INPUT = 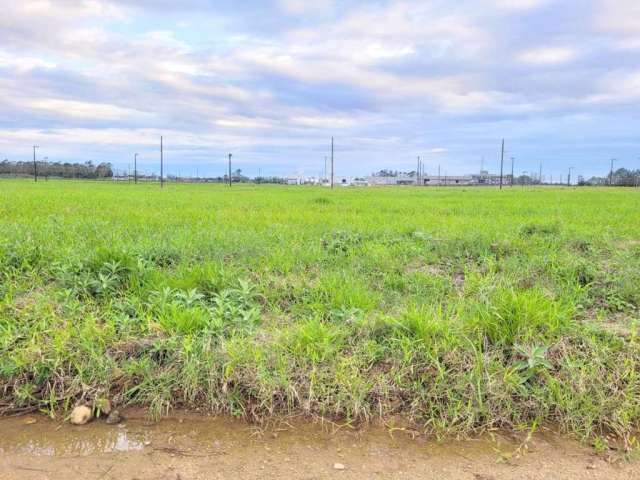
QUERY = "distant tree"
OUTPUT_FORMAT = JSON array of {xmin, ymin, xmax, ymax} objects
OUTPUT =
[
  {"xmin": 373, "ymin": 169, "xmax": 396, "ymax": 177},
  {"xmin": 0, "ymin": 160, "xmax": 114, "ymax": 179},
  {"xmin": 612, "ymin": 168, "xmax": 638, "ymax": 186},
  {"xmin": 580, "ymin": 167, "xmax": 640, "ymax": 186},
  {"xmin": 95, "ymin": 162, "xmax": 113, "ymax": 178},
  {"xmin": 516, "ymin": 174, "xmax": 533, "ymax": 185}
]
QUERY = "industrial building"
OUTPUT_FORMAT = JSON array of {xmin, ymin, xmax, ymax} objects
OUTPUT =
[{"xmin": 366, "ymin": 170, "xmax": 506, "ymax": 186}]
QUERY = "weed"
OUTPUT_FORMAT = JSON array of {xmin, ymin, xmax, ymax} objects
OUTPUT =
[{"xmin": 321, "ymin": 230, "xmax": 363, "ymax": 254}]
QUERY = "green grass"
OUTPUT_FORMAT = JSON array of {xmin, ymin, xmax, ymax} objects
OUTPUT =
[{"xmin": 1, "ymin": 180, "xmax": 639, "ymax": 442}]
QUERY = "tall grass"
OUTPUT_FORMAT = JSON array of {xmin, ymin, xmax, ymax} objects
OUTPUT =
[{"xmin": 1, "ymin": 180, "xmax": 639, "ymax": 442}]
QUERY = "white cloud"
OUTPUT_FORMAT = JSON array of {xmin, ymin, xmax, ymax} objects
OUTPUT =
[
  {"xmin": 595, "ymin": 0, "xmax": 640, "ymax": 35},
  {"xmin": 0, "ymin": 51, "xmax": 56, "ymax": 71},
  {"xmin": 277, "ymin": 0, "xmax": 334, "ymax": 15},
  {"xmin": 484, "ymin": 0, "xmax": 552, "ymax": 9},
  {"xmin": 518, "ymin": 46, "xmax": 578, "ymax": 65},
  {"xmin": 25, "ymin": 98, "xmax": 149, "ymax": 120}
]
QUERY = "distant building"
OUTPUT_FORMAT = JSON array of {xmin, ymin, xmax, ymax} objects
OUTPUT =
[
  {"xmin": 367, "ymin": 173, "xmax": 416, "ymax": 186},
  {"xmin": 421, "ymin": 175, "xmax": 473, "ymax": 186},
  {"xmin": 367, "ymin": 170, "xmax": 505, "ymax": 186},
  {"xmin": 470, "ymin": 170, "xmax": 503, "ymax": 185},
  {"xmin": 352, "ymin": 178, "xmax": 369, "ymax": 187},
  {"xmin": 285, "ymin": 170, "xmax": 506, "ymax": 187},
  {"xmin": 334, "ymin": 176, "xmax": 352, "ymax": 186}
]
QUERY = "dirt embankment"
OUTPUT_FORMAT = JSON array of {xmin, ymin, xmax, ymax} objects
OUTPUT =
[{"xmin": 0, "ymin": 411, "xmax": 637, "ymax": 480}]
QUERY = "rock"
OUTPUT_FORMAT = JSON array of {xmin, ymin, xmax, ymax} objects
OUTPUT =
[
  {"xmin": 23, "ymin": 416, "xmax": 37, "ymax": 425},
  {"xmin": 333, "ymin": 463, "xmax": 346, "ymax": 471},
  {"xmin": 70, "ymin": 405, "xmax": 92, "ymax": 425},
  {"xmin": 105, "ymin": 410, "xmax": 122, "ymax": 425}
]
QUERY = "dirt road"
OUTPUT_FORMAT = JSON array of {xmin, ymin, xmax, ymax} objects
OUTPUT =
[{"xmin": 0, "ymin": 412, "xmax": 636, "ymax": 479}]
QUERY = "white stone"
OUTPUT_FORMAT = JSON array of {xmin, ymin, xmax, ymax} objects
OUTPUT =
[{"xmin": 70, "ymin": 405, "xmax": 92, "ymax": 425}]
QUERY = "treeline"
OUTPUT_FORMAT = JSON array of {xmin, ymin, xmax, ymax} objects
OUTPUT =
[
  {"xmin": 0, "ymin": 160, "xmax": 113, "ymax": 179},
  {"xmin": 582, "ymin": 168, "xmax": 640, "ymax": 187},
  {"xmin": 372, "ymin": 169, "xmax": 416, "ymax": 177}
]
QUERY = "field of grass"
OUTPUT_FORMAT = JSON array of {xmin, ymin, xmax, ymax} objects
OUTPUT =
[{"xmin": 1, "ymin": 180, "xmax": 639, "ymax": 443}]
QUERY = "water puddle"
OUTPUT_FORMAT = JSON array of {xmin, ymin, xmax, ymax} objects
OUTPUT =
[
  {"xmin": 0, "ymin": 412, "xmax": 636, "ymax": 480},
  {"xmin": 0, "ymin": 416, "xmax": 150, "ymax": 456}
]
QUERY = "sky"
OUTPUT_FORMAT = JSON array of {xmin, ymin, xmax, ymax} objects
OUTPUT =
[{"xmin": 0, "ymin": 0, "xmax": 639, "ymax": 179}]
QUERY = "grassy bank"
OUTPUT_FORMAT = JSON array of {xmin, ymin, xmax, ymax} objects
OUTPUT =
[{"xmin": 1, "ymin": 180, "xmax": 639, "ymax": 443}]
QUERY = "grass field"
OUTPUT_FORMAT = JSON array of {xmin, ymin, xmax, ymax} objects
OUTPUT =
[{"xmin": 1, "ymin": 180, "xmax": 639, "ymax": 443}]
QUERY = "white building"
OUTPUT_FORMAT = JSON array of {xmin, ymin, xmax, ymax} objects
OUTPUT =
[
  {"xmin": 366, "ymin": 173, "xmax": 417, "ymax": 186},
  {"xmin": 420, "ymin": 175, "xmax": 473, "ymax": 186}
]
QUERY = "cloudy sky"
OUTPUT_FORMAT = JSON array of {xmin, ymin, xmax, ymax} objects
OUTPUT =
[{"xmin": 1, "ymin": 0, "xmax": 639, "ymax": 178}]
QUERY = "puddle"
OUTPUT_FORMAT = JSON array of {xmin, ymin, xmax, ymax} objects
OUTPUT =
[
  {"xmin": 0, "ymin": 417, "xmax": 150, "ymax": 456},
  {"xmin": 0, "ymin": 412, "xmax": 637, "ymax": 480},
  {"xmin": 0, "ymin": 413, "xmax": 505, "ymax": 458}
]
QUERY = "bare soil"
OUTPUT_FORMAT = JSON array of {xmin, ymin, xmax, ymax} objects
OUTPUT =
[{"xmin": 0, "ymin": 411, "xmax": 637, "ymax": 480}]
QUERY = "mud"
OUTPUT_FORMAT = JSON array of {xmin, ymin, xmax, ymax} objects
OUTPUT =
[{"xmin": 0, "ymin": 411, "xmax": 637, "ymax": 479}]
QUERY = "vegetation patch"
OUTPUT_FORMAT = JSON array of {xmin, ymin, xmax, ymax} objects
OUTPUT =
[{"xmin": 1, "ymin": 181, "xmax": 639, "ymax": 445}]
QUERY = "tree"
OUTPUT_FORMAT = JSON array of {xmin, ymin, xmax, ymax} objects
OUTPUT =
[{"xmin": 0, "ymin": 160, "xmax": 114, "ymax": 179}]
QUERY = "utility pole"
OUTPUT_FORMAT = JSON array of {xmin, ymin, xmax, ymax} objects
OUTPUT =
[
  {"xmin": 134, "ymin": 153, "xmax": 138, "ymax": 184},
  {"xmin": 499, "ymin": 139, "xmax": 505, "ymax": 189},
  {"xmin": 568, "ymin": 167, "xmax": 573, "ymax": 187},
  {"xmin": 539, "ymin": 162, "xmax": 543, "ymax": 185},
  {"xmin": 160, "ymin": 136, "xmax": 164, "ymax": 188},
  {"xmin": 43, "ymin": 156, "xmax": 48, "ymax": 181},
  {"xmin": 417, "ymin": 156, "xmax": 421, "ymax": 186},
  {"xmin": 609, "ymin": 158, "xmax": 615, "ymax": 186},
  {"xmin": 438, "ymin": 164, "xmax": 441, "ymax": 186},
  {"xmin": 510, "ymin": 157, "xmax": 515, "ymax": 186},
  {"xmin": 330, "ymin": 137, "xmax": 334, "ymax": 189},
  {"xmin": 32, "ymin": 146, "xmax": 39, "ymax": 182},
  {"xmin": 324, "ymin": 156, "xmax": 327, "ymax": 182},
  {"xmin": 228, "ymin": 153, "xmax": 232, "ymax": 187}
]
